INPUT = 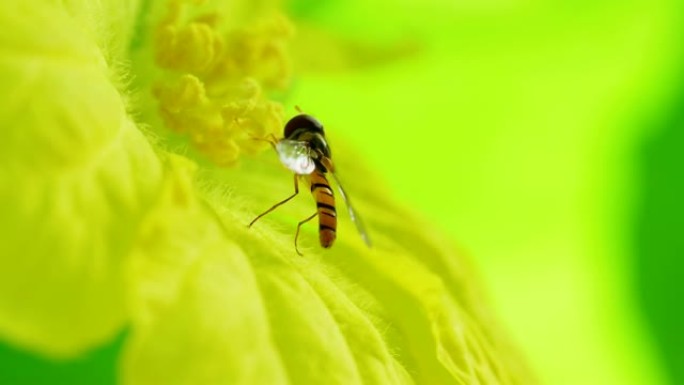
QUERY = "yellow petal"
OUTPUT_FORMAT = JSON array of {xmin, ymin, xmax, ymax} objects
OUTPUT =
[
  {"xmin": 120, "ymin": 148, "xmax": 533, "ymax": 384},
  {"xmin": 122, "ymin": 156, "xmax": 288, "ymax": 385},
  {"xmin": 0, "ymin": 2, "xmax": 162, "ymax": 357}
]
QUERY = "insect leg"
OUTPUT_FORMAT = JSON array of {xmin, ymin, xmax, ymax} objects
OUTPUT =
[
  {"xmin": 249, "ymin": 175, "xmax": 299, "ymax": 227},
  {"xmin": 294, "ymin": 212, "xmax": 317, "ymax": 256},
  {"xmin": 249, "ymin": 134, "xmax": 279, "ymax": 150}
]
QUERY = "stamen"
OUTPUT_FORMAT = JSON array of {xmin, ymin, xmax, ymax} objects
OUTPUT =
[{"xmin": 153, "ymin": 0, "xmax": 293, "ymax": 166}]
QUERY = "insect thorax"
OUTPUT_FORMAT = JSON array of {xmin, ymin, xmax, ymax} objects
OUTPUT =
[{"xmin": 289, "ymin": 129, "xmax": 331, "ymax": 159}]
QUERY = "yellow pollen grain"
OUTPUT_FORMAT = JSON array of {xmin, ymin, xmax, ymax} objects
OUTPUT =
[{"xmin": 153, "ymin": 0, "xmax": 293, "ymax": 167}]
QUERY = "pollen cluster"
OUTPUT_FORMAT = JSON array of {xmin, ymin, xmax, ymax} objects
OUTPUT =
[{"xmin": 152, "ymin": 0, "xmax": 293, "ymax": 166}]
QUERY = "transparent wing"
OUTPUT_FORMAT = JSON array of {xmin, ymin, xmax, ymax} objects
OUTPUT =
[
  {"xmin": 275, "ymin": 139, "xmax": 316, "ymax": 175},
  {"xmin": 330, "ymin": 170, "xmax": 372, "ymax": 247}
]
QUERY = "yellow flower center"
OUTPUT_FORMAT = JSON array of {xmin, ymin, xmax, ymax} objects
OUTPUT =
[{"xmin": 152, "ymin": 0, "xmax": 293, "ymax": 166}]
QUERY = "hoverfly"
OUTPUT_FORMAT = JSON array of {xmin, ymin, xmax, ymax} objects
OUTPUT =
[{"xmin": 249, "ymin": 111, "xmax": 371, "ymax": 255}]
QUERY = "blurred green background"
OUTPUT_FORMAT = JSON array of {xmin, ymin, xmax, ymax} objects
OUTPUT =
[
  {"xmin": 286, "ymin": 1, "xmax": 683, "ymax": 385},
  {"xmin": 2, "ymin": 0, "xmax": 682, "ymax": 384}
]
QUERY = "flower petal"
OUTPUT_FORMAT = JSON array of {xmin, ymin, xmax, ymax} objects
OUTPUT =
[
  {"xmin": 0, "ymin": 2, "xmax": 162, "ymax": 357},
  {"xmin": 122, "ymin": 156, "xmax": 288, "ymax": 385},
  {"xmin": 122, "ymin": 157, "xmax": 414, "ymax": 385},
  {"xmin": 121, "ymin": 152, "xmax": 533, "ymax": 384},
  {"xmin": 225, "ymin": 154, "xmax": 533, "ymax": 384}
]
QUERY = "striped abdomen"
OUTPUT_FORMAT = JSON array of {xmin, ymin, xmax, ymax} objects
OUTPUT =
[{"xmin": 309, "ymin": 171, "xmax": 336, "ymax": 248}]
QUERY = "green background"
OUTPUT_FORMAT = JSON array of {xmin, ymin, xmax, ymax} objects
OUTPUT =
[
  {"xmin": 1, "ymin": 0, "xmax": 682, "ymax": 384},
  {"xmin": 285, "ymin": 1, "xmax": 683, "ymax": 385}
]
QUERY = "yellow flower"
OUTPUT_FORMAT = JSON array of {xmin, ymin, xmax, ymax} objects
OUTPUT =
[{"xmin": 0, "ymin": 1, "xmax": 533, "ymax": 384}]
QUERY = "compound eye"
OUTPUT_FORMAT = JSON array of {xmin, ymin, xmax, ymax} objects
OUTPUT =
[{"xmin": 284, "ymin": 114, "xmax": 324, "ymax": 138}]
